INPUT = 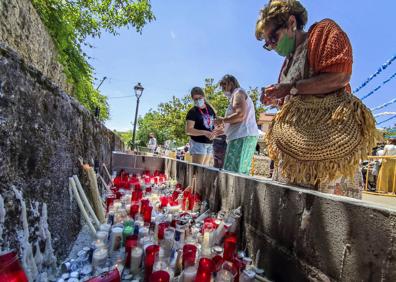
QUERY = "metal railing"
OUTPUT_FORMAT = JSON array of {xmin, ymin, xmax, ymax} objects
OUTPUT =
[{"xmin": 364, "ymin": 155, "xmax": 396, "ymax": 196}]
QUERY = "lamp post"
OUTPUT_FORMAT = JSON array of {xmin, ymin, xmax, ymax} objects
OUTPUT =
[{"xmin": 132, "ymin": 82, "xmax": 144, "ymax": 150}]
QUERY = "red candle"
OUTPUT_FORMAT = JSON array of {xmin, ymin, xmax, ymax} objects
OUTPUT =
[
  {"xmin": 171, "ymin": 191, "xmax": 180, "ymax": 201},
  {"xmin": 157, "ymin": 222, "xmax": 169, "ymax": 240},
  {"xmin": 149, "ymin": 270, "xmax": 169, "ymax": 282},
  {"xmin": 154, "ymin": 170, "xmax": 160, "ymax": 177},
  {"xmin": 132, "ymin": 190, "xmax": 143, "ymax": 202},
  {"xmin": 130, "ymin": 204, "xmax": 140, "ymax": 220},
  {"xmin": 159, "ymin": 196, "xmax": 169, "ymax": 208},
  {"xmin": 223, "ymin": 233, "xmax": 237, "ymax": 261},
  {"xmin": 144, "ymin": 245, "xmax": 160, "ymax": 282},
  {"xmin": 124, "ymin": 235, "xmax": 138, "ymax": 267},
  {"xmin": 146, "ymin": 186, "xmax": 152, "ymax": 193},
  {"xmin": 182, "ymin": 244, "xmax": 197, "ymax": 269},
  {"xmin": 134, "ymin": 183, "xmax": 142, "ymax": 191},
  {"xmin": 0, "ymin": 251, "xmax": 28, "ymax": 282},
  {"xmin": 105, "ymin": 193, "xmax": 116, "ymax": 213},
  {"xmin": 141, "ymin": 199, "xmax": 150, "ymax": 215},
  {"xmin": 212, "ymin": 255, "xmax": 225, "ymax": 272},
  {"xmin": 143, "ymin": 206, "xmax": 153, "ymax": 223},
  {"xmin": 144, "ymin": 177, "xmax": 151, "ymax": 185},
  {"xmin": 195, "ymin": 258, "xmax": 215, "ymax": 282}
]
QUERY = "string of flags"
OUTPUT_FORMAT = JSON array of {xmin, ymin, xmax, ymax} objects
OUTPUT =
[
  {"xmin": 361, "ymin": 72, "xmax": 396, "ymax": 101},
  {"xmin": 377, "ymin": 114, "xmax": 396, "ymax": 125},
  {"xmin": 371, "ymin": 98, "xmax": 396, "ymax": 111},
  {"xmin": 354, "ymin": 54, "xmax": 396, "ymax": 94}
]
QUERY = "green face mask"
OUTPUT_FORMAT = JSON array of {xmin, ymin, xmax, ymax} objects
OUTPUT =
[{"xmin": 275, "ymin": 33, "xmax": 296, "ymax": 57}]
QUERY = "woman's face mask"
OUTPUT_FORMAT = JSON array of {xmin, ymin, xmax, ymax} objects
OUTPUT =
[
  {"xmin": 275, "ymin": 32, "xmax": 296, "ymax": 57},
  {"xmin": 194, "ymin": 98, "xmax": 205, "ymax": 108}
]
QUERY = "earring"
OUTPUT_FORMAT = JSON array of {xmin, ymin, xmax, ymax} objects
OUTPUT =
[{"xmin": 292, "ymin": 26, "xmax": 297, "ymax": 32}]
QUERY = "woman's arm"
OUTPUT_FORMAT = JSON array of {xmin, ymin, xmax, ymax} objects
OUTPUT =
[
  {"xmin": 185, "ymin": 120, "xmax": 212, "ymax": 138},
  {"xmin": 265, "ymin": 72, "xmax": 350, "ymax": 99},
  {"xmin": 223, "ymin": 91, "xmax": 247, "ymax": 124},
  {"xmin": 297, "ymin": 72, "xmax": 350, "ymax": 94}
]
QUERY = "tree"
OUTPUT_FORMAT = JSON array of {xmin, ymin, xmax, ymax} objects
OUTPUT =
[
  {"xmin": 32, "ymin": 0, "xmax": 155, "ymax": 120},
  {"xmin": 114, "ymin": 130, "xmax": 133, "ymax": 147},
  {"xmin": 136, "ymin": 78, "xmax": 265, "ymax": 146}
]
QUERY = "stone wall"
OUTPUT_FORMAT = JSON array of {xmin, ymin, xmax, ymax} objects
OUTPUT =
[
  {"xmin": 0, "ymin": 40, "xmax": 123, "ymax": 273},
  {"xmin": 0, "ymin": 0, "xmax": 71, "ymax": 93},
  {"xmin": 111, "ymin": 155, "xmax": 396, "ymax": 282}
]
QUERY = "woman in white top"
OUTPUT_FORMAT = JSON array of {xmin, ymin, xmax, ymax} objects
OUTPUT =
[
  {"xmin": 215, "ymin": 74, "xmax": 259, "ymax": 174},
  {"xmin": 377, "ymin": 138, "xmax": 396, "ymax": 193}
]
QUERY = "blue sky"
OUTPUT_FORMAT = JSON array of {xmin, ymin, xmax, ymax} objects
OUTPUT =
[{"xmin": 86, "ymin": 0, "xmax": 396, "ymax": 131}]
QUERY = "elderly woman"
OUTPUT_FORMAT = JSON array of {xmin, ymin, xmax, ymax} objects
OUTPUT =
[
  {"xmin": 255, "ymin": 0, "xmax": 376, "ymax": 198},
  {"xmin": 215, "ymin": 74, "xmax": 259, "ymax": 174}
]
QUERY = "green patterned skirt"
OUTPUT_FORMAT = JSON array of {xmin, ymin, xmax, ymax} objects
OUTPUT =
[{"xmin": 223, "ymin": 136, "xmax": 258, "ymax": 175}]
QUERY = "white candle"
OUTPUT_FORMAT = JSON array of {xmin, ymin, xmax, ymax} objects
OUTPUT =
[
  {"xmin": 139, "ymin": 226, "xmax": 149, "ymax": 239},
  {"xmin": 202, "ymin": 229, "xmax": 214, "ymax": 255},
  {"xmin": 110, "ymin": 227, "xmax": 123, "ymax": 252},
  {"xmin": 92, "ymin": 247, "xmax": 108, "ymax": 269},
  {"xmin": 182, "ymin": 266, "xmax": 197, "ymax": 282},
  {"xmin": 216, "ymin": 269, "xmax": 234, "ymax": 282},
  {"xmin": 96, "ymin": 231, "xmax": 108, "ymax": 243},
  {"xmin": 99, "ymin": 223, "xmax": 111, "ymax": 233},
  {"xmin": 130, "ymin": 247, "xmax": 143, "ymax": 274}
]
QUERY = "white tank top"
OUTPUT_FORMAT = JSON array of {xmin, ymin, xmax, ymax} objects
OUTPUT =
[{"xmin": 224, "ymin": 88, "xmax": 259, "ymax": 142}]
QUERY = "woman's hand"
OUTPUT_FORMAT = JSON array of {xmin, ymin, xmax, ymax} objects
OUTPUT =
[
  {"xmin": 264, "ymin": 83, "xmax": 292, "ymax": 99},
  {"xmin": 212, "ymin": 127, "xmax": 225, "ymax": 138},
  {"xmin": 203, "ymin": 131, "xmax": 215, "ymax": 140},
  {"xmin": 214, "ymin": 117, "xmax": 225, "ymax": 127}
]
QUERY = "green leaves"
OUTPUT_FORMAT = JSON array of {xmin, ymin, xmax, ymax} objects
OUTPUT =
[{"xmin": 31, "ymin": 0, "xmax": 155, "ymax": 121}]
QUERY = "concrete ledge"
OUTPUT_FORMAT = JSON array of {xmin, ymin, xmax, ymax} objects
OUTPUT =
[{"xmin": 112, "ymin": 155, "xmax": 396, "ymax": 281}]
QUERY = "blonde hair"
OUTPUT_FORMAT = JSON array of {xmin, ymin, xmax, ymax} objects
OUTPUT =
[
  {"xmin": 219, "ymin": 74, "xmax": 240, "ymax": 90},
  {"xmin": 255, "ymin": 0, "xmax": 308, "ymax": 40}
]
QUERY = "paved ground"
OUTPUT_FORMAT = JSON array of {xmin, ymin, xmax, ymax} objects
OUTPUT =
[{"xmin": 362, "ymin": 192, "xmax": 396, "ymax": 210}]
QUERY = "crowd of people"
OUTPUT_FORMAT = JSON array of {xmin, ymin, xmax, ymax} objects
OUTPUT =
[{"xmin": 182, "ymin": 0, "xmax": 378, "ymax": 199}]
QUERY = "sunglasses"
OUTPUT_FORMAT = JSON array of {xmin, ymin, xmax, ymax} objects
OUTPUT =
[{"xmin": 262, "ymin": 23, "xmax": 287, "ymax": 51}]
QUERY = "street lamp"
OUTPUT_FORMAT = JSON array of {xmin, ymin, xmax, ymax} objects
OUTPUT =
[{"xmin": 132, "ymin": 82, "xmax": 144, "ymax": 150}]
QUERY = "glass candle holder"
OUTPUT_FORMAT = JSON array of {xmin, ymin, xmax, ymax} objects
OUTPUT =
[
  {"xmin": 141, "ymin": 199, "xmax": 150, "ymax": 215},
  {"xmin": 143, "ymin": 206, "xmax": 153, "ymax": 223},
  {"xmin": 130, "ymin": 204, "xmax": 140, "ymax": 220},
  {"xmin": 182, "ymin": 244, "xmax": 197, "ymax": 269},
  {"xmin": 181, "ymin": 266, "xmax": 197, "ymax": 282},
  {"xmin": 144, "ymin": 245, "xmax": 160, "ymax": 282},
  {"xmin": 92, "ymin": 246, "xmax": 108, "ymax": 270},
  {"xmin": 105, "ymin": 193, "xmax": 116, "ymax": 213},
  {"xmin": 132, "ymin": 190, "xmax": 143, "ymax": 202},
  {"xmin": 195, "ymin": 258, "xmax": 215, "ymax": 282},
  {"xmin": 110, "ymin": 226, "xmax": 123, "ymax": 252},
  {"xmin": 0, "ymin": 251, "xmax": 29, "ymax": 282},
  {"xmin": 157, "ymin": 222, "xmax": 169, "ymax": 241},
  {"xmin": 149, "ymin": 270, "xmax": 170, "ymax": 282},
  {"xmin": 216, "ymin": 261, "xmax": 238, "ymax": 282},
  {"xmin": 223, "ymin": 233, "xmax": 237, "ymax": 261},
  {"xmin": 96, "ymin": 231, "xmax": 108, "ymax": 244},
  {"xmin": 124, "ymin": 235, "xmax": 138, "ymax": 268},
  {"xmin": 123, "ymin": 225, "xmax": 134, "ymax": 245},
  {"xmin": 130, "ymin": 246, "xmax": 143, "ymax": 274}
]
